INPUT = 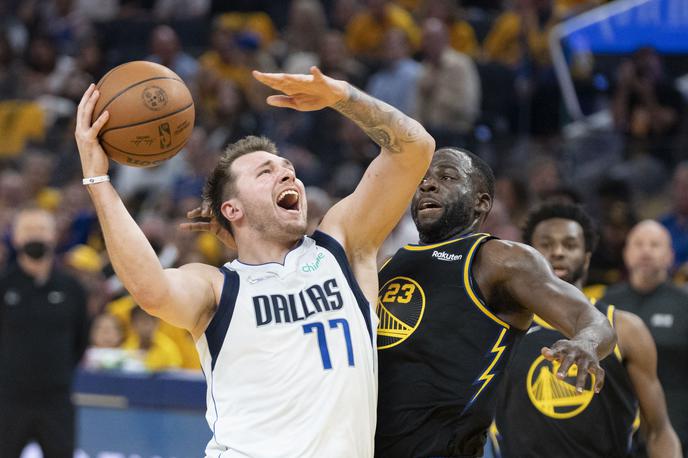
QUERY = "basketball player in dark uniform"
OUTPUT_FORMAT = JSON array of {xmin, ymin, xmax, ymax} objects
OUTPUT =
[
  {"xmin": 375, "ymin": 148, "xmax": 616, "ymax": 458},
  {"xmin": 492, "ymin": 203, "xmax": 681, "ymax": 457}
]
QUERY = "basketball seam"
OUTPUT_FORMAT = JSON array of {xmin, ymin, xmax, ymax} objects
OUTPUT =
[
  {"xmin": 95, "ymin": 63, "xmax": 125, "ymax": 90},
  {"xmin": 94, "ymin": 76, "xmax": 185, "ymax": 119},
  {"xmin": 101, "ymin": 138, "xmax": 186, "ymax": 158},
  {"xmin": 99, "ymin": 102, "xmax": 194, "ymax": 135}
]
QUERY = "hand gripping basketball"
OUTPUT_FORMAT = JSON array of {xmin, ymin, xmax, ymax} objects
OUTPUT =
[{"xmin": 75, "ymin": 83, "xmax": 110, "ymax": 178}]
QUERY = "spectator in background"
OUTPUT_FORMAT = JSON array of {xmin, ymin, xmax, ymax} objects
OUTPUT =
[
  {"xmin": 0, "ymin": 30, "xmax": 25, "ymax": 99},
  {"xmin": 330, "ymin": 0, "xmax": 363, "ymax": 32},
  {"xmin": 22, "ymin": 150, "xmax": 60, "ymax": 211},
  {"xmin": 483, "ymin": 0, "xmax": 561, "ymax": 136},
  {"xmin": 83, "ymin": 312, "xmax": 130, "ymax": 371},
  {"xmin": 365, "ymin": 28, "xmax": 421, "ymax": 115},
  {"xmin": 495, "ymin": 174, "xmax": 531, "ymax": 227},
  {"xmin": 279, "ymin": 0, "xmax": 329, "ymax": 73},
  {"xmin": 317, "ymin": 30, "xmax": 367, "ymax": 86},
  {"xmin": 602, "ymin": 220, "xmax": 688, "ymax": 450},
  {"xmin": 415, "ymin": 17, "xmax": 480, "ymax": 146},
  {"xmin": 612, "ymin": 47, "xmax": 684, "ymax": 165},
  {"xmin": 64, "ymin": 243, "xmax": 108, "ymax": 316},
  {"xmin": 418, "ymin": 0, "xmax": 478, "ymax": 57},
  {"xmin": 146, "ymin": 25, "xmax": 199, "ymax": 86},
  {"xmin": 0, "ymin": 208, "xmax": 89, "ymax": 457},
  {"xmin": 152, "ymin": 0, "xmax": 210, "ymax": 21},
  {"xmin": 661, "ymin": 162, "xmax": 688, "ymax": 273},
  {"xmin": 122, "ymin": 306, "xmax": 183, "ymax": 371},
  {"xmin": 345, "ymin": 0, "xmax": 420, "ymax": 61}
]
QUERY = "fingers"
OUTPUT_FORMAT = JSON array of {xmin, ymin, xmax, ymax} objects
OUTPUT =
[
  {"xmin": 574, "ymin": 361, "xmax": 590, "ymax": 393},
  {"xmin": 310, "ymin": 66, "xmax": 325, "ymax": 81},
  {"xmin": 179, "ymin": 222, "xmax": 211, "ymax": 232},
  {"xmin": 186, "ymin": 207, "xmax": 202, "ymax": 218},
  {"xmin": 541, "ymin": 346, "xmax": 554, "ymax": 361},
  {"xmin": 592, "ymin": 364, "xmax": 605, "ymax": 393},
  {"xmin": 266, "ymin": 95, "xmax": 296, "ymax": 109},
  {"xmin": 91, "ymin": 110, "xmax": 109, "ymax": 135},
  {"xmin": 76, "ymin": 83, "xmax": 96, "ymax": 129},
  {"xmin": 83, "ymin": 88, "xmax": 101, "ymax": 123},
  {"xmin": 556, "ymin": 353, "xmax": 576, "ymax": 380}
]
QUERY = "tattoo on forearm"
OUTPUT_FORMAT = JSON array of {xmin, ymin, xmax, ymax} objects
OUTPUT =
[{"xmin": 332, "ymin": 85, "xmax": 425, "ymax": 154}]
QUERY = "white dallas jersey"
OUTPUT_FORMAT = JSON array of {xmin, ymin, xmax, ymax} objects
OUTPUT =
[{"xmin": 195, "ymin": 231, "xmax": 378, "ymax": 458}]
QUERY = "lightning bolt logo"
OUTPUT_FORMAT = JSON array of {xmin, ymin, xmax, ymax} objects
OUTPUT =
[{"xmin": 466, "ymin": 328, "xmax": 508, "ymax": 410}]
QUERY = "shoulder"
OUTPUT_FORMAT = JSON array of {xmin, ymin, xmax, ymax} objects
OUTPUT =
[
  {"xmin": 477, "ymin": 239, "xmax": 545, "ymax": 270},
  {"xmin": 474, "ymin": 239, "xmax": 550, "ymax": 285},
  {"xmin": 179, "ymin": 262, "xmax": 225, "ymax": 280},
  {"xmin": 614, "ymin": 309, "xmax": 655, "ymax": 360}
]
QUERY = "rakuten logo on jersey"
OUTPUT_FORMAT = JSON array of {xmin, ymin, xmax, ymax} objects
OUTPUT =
[{"xmin": 432, "ymin": 250, "xmax": 462, "ymax": 262}]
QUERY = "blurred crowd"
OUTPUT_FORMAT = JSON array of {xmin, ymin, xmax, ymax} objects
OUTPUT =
[{"xmin": 0, "ymin": 0, "xmax": 687, "ymax": 374}]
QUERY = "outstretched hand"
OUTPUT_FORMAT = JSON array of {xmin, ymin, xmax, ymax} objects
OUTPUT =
[
  {"xmin": 75, "ymin": 83, "xmax": 110, "ymax": 177},
  {"xmin": 180, "ymin": 201, "xmax": 237, "ymax": 251},
  {"xmin": 541, "ymin": 339, "xmax": 605, "ymax": 394},
  {"xmin": 252, "ymin": 66, "xmax": 348, "ymax": 111}
]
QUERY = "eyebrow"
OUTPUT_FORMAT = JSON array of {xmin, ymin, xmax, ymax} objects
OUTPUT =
[{"xmin": 255, "ymin": 158, "xmax": 295, "ymax": 171}]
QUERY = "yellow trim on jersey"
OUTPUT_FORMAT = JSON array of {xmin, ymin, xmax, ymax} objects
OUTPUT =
[
  {"xmin": 402, "ymin": 232, "xmax": 489, "ymax": 251},
  {"xmin": 606, "ymin": 304, "xmax": 623, "ymax": 362},
  {"xmin": 470, "ymin": 327, "xmax": 509, "ymax": 404},
  {"xmin": 532, "ymin": 315, "xmax": 555, "ymax": 330},
  {"xmin": 378, "ymin": 256, "xmax": 393, "ymax": 272},
  {"xmin": 463, "ymin": 235, "xmax": 510, "ymax": 329},
  {"xmin": 488, "ymin": 421, "xmax": 501, "ymax": 456}
]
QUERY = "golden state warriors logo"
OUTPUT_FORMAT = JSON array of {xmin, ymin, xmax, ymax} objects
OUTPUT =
[
  {"xmin": 377, "ymin": 277, "xmax": 425, "ymax": 349},
  {"xmin": 526, "ymin": 356, "xmax": 595, "ymax": 419}
]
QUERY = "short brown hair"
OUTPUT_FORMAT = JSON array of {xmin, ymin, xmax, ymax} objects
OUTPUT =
[{"xmin": 203, "ymin": 136, "xmax": 279, "ymax": 234}]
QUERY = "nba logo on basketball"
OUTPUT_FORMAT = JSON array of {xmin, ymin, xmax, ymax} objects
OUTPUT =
[{"xmin": 158, "ymin": 123, "xmax": 172, "ymax": 148}]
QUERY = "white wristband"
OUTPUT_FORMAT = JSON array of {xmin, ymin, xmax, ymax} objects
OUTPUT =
[{"xmin": 82, "ymin": 175, "xmax": 110, "ymax": 186}]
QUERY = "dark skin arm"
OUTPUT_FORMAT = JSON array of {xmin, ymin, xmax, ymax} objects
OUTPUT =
[
  {"xmin": 616, "ymin": 310, "xmax": 682, "ymax": 458},
  {"xmin": 474, "ymin": 240, "xmax": 616, "ymax": 393}
]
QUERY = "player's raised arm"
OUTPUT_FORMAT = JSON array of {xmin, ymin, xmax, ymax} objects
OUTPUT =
[
  {"xmin": 475, "ymin": 240, "xmax": 616, "ymax": 393},
  {"xmin": 75, "ymin": 84, "xmax": 219, "ymax": 338},
  {"xmin": 253, "ymin": 67, "xmax": 435, "ymax": 253}
]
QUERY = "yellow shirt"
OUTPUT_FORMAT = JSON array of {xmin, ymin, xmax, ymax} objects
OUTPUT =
[
  {"xmin": 450, "ymin": 20, "xmax": 479, "ymax": 58},
  {"xmin": 122, "ymin": 331, "xmax": 183, "ymax": 371},
  {"xmin": 107, "ymin": 296, "xmax": 201, "ymax": 370},
  {"xmin": 346, "ymin": 3, "xmax": 421, "ymax": 57},
  {"xmin": 482, "ymin": 11, "xmax": 552, "ymax": 68},
  {"xmin": 0, "ymin": 101, "xmax": 45, "ymax": 157}
]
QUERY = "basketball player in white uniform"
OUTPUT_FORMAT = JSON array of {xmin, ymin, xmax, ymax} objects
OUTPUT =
[{"xmin": 74, "ymin": 67, "xmax": 435, "ymax": 457}]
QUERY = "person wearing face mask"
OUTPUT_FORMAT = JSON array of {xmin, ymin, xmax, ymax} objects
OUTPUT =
[{"xmin": 0, "ymin": 207, "xmax": 89, "ymax": 458}]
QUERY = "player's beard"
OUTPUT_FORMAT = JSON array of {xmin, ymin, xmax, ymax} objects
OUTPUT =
[
  {"xmin": 244, "ymin": 199, "xmax": 306, "ymax": 243},
  {"xmin": 414, "ymin": 198, "xmax": 474, "ymax": 244},
  {"xmin": 562, "ymin": 261, "xmax": 586, "ymax": 285}
]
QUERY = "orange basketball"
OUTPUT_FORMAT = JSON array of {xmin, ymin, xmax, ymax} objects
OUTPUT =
[{"xmin": 91, "ymin": 61, "xmax": 195, "ymax": 168}]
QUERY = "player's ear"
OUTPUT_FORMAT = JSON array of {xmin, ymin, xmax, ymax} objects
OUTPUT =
[
  {"xmin": 221, "ymin": 199, "xmax": 243, "ymax": 223},
  {"xmin": 475, "ymin": 192, "xmax": 492, "ymax": 217},
  {"xmin": 584, "ymin": 251, "xmax": 592, "ymax": 272}
]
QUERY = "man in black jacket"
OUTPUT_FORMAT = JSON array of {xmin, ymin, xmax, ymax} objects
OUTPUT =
[{"xmin": 0, "ymin": 208, "xmax": 89, "ymax": 458}]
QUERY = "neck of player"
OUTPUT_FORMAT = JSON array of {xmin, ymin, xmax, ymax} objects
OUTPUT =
[{"xmin": 234, "ymin": 232, "xmax": 303, "ymax": 266}]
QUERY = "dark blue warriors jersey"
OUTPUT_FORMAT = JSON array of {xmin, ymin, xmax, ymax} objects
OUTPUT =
[
  {"xmin": 375, "ymin": 233, "xmax": 524, "ymax": 458},
  {"xmin": 494, "ymin": 301, "xmax": 638, "ymax": 458}
]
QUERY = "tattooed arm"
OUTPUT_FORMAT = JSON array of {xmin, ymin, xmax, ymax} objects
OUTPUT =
[
  {"xmin": 322, "ymin": 81, "xmax": 435, "ymax": 251},
  {"xmin": 253, "ymin": 67, "xmax": 434, "ymax": 297}
]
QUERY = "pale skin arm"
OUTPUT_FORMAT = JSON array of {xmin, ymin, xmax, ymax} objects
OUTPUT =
[
  {"xmin": 616, "ymin": 310, "xmax": 682, "ymax": 458},
  {"xmin": 253, "ymin": 67, "xmax": 435, "ymax": 254},
  {"xmin": 75, "ymin": 84, "xmax": 219, "ymax": 339}
]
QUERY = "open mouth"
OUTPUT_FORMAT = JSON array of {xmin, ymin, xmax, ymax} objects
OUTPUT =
[
  {"xmin": 417, "ymin": 198, "xmax": 442, "ymax": 213},
  {"xmin": 277, "ymin": 189, "xmax": 300, "ymax": 212},
  {"xmin": 552, "ymin": 266, "xmax": 568, "ymax": 277}
]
